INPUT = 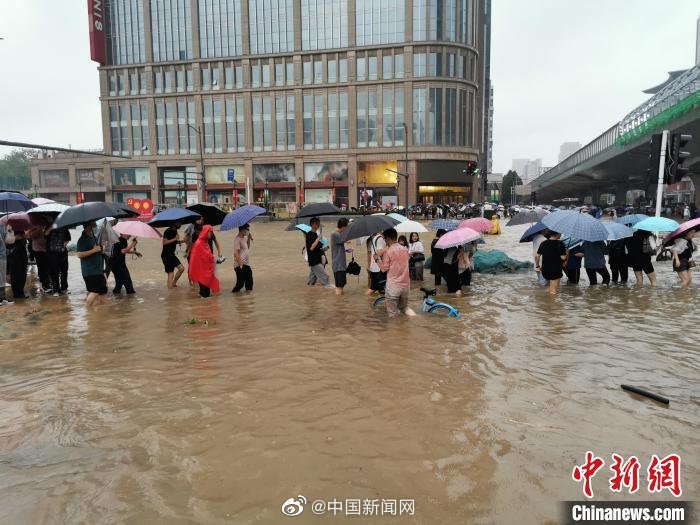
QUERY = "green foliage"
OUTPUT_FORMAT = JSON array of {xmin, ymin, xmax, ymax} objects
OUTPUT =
[
  {"xmin": 0, "ymin": 149, "xmax": 36, "ymax": 191},
  {"xmin": 501, "ymin": 170, "xmax": 523, "ymax": 203}
]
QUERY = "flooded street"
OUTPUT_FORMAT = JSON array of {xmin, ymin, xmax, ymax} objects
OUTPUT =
[{"xmin": 1, "ymin": 221, "xmax": 698, "ymax": 524}]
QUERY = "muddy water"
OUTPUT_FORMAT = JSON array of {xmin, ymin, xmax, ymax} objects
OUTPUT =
[{"xmin": 0, "ymin": 221, "xmax": 698, "ymax": 524}]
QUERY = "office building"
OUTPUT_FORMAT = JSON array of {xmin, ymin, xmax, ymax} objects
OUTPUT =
[
  {"xmin": 558, "ymin": 141, "xmax": 581, "ymax": 163},
  {"xmin": 32, "ymin": 0, "xmax": 487, "ymax": 208},
  {"xmin": 511, "ymin": 157, "xmax": 541, "ymax": 184}
]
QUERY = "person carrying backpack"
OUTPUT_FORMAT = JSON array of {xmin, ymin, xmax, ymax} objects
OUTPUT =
[{"xmin": 625, "ymin": 230, "xmax": 657, "ymax": 286}]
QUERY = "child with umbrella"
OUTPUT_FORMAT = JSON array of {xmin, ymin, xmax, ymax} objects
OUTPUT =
[{"xmin": 188, "ymin": 225, "xmax": 220, "ymax": 298}]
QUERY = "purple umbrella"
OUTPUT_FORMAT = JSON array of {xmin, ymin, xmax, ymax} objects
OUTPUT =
[
  {"xmin": 0, "ymin": 211, "xmax": 48, "ymax": 231},
  {"xmin": 663, "ymin": 217, "xmax": 700, "ymax": 246},
  {"xmin": 220, "ymin": 205, "xmax": 266, "ymax": 231},
  {"xmin": 435, "ymin": 227, "xmax": 482, "ymax": 249}
]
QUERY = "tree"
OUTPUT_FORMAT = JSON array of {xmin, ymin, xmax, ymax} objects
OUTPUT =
[
  {"xmin": 501, "ymin": 170, "xmax": 523, "ymax": 204},
  {"xmin": 0, "ymin": 149, "xmax": 36, "ymax": 191}
]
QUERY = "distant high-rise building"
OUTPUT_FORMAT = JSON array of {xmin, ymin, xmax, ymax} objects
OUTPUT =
[
  {"xmin": 511, "ymin": 158, "xmax": 542, "ymax": 183},
  {"xmin": 558, "ymin": 142, "xmax": 582, "ymax": 163},
  {"xmin": 696, "ymin": 13, "xmax": 700, "ymax": 65},
  {"xmin": 481, "ymin": 0, "xmax": 493, "ymax": 180}
]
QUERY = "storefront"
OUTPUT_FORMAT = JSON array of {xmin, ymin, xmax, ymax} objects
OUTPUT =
[
  {"xmin": 159, "ymin": 167, "xmax": 198, "ymax": 204},
  {"xmin": 357, "ymin": 161, "xmax": 398, "ymax": 209},
  {"xmin": 304, "ymin": 161, "xmax": 349, "ymax": 208},
  {"xmin": 416, "ymin": 160, "xmax": 475, "ymax": 204},
  {"xmin": 205, "ymin": 165, "xmax": 246, "ymax": 208},
  {"xmin": 253, "ymin": 163, "xmax": 296, "ymax": 206}
]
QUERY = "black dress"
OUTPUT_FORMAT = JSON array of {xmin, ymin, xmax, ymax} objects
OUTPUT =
[
  {"xmin": 430, "ymin": 239, "xmax": 446, "ymax": 285},
  {"xmin": 537, "ymin": 239, "xmax": 566, "ymax": 280}
]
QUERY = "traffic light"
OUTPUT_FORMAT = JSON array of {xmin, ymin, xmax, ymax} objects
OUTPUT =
[
  {"xmin": 647, "ymin": 133, "xmax": 662, "ymax": 181},
  {"xmin": 668, "ymin": 133, "xmax": 692, "ymax": 184},
  {"xmin": 465, "ymin": 161, "xmax": 479, "ymax": 175}
]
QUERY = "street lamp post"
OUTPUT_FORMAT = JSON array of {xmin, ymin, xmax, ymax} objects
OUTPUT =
[
  {"xmin": 264, "ymin": 181, "xmax": 269, "ymax": 212},
  {"xmin": 187, "ymin": 124, "xmax": 205, "ymax": 203}
]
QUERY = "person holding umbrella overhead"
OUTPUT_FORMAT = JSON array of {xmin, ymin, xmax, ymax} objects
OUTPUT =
[
  {"xmin": 75, "ymin": 221, "xmax": 108, "ymax": 307},
  {"xmin": 188, "ymin": 224, "xmax": 220, "ymax": 298},
  {"xmin": 535, "ymin": 231, "xmax": 567, "ymax": 295},
  {"xmin": 670, "ymin": 228, "xmax": 696, "ymax": 287},
  {"xmin": 161, "ymin": 222, "xmax": 185, "ymax": 289}
]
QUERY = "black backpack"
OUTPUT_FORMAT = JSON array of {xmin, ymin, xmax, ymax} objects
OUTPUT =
[{"xmin": 346, "ymin": 257, "xmax": 361, "ymax": 275}]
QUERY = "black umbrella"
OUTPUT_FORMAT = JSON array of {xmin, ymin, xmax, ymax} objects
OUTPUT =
[
  {"xmin": 506, "ymin": 209, "xmax": 548, "ymax": 226},
  {"xmin": 53, "ymin": 202, "xmax": 138, "ymax": 229},
  {"xmin": 295, "ymin": 202, "xmax": 341, "ymax": 218},
  {"xmin": 338, "ymin": 215, "xmax": 400, "ymax": 242},
  {"xmin": 186, "ymin": 203, "xmax": 227, "ymax": 226}
]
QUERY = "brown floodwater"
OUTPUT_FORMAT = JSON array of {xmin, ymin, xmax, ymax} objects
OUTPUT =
[{"xmin": 0, "ymin": 220, "xmax": 698, "ymax": 524}]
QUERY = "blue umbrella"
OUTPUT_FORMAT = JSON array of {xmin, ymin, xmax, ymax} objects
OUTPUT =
[
  {"xmin": 220, "ymin": 205, "xmax": 266, "ymax": 231},
  {"xmin": 615, "ymin": 214, "xmax": 648, "ymax": 226},
  {"xmin": 604, "ymin": 222, "xmax": 634, "ymax": 240},
  {"xmin": 632, "ymin": 216, "xmax": 679, "ymax": 233},
  {"xmin": 541, "ymin": 210, "xmax": 608, "ymax": 242},
  {"xmin": 293, "ymin": 224, "xmax": 329, "ymax": 247},
  {"xmin": 147, "ymin": 207, "xmax": 201, "ymax": 228},
  {"xmin": 0, "ymin": 191, "xmax": 35, "ymax": 214},
  {"xmin": 519, "ymin": 221, "xmax": 548, "ymax": 243},
  {"xmin": 428, "ymin": 219, "xmax": 460, "ymax": 231}
]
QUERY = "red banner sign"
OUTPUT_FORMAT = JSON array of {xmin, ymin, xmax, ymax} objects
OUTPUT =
[
  {"xmin": 126, "ymin": 198, "xmax": 155, "ymax": 221},
  {"xmin": 87, "ymin": 0, "xmax": 106, "ymax": 65}
]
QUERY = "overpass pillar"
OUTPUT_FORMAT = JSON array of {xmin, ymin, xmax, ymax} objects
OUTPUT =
[
  {"xmin": 590, "ymin": 187, "xmax": 601, "ymax": 207},
  {"xmin": 614, "ymin": 183, "xmax": 628, "ymax": 206}
]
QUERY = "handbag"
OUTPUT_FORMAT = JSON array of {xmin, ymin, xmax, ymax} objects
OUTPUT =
[
  {"xmin": 4, "ymin": 227, "xmax": 15, "ymax": 245},
  {"xmin": 411, "ymin": 253, "xmax": 426, "ymax": 262},
  {"xmin": 346, "ymin": 257, "xmax": 361, "ymax": 276}
]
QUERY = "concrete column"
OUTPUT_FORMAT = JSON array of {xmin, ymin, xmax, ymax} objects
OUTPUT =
[
  {"xmin": 590, "ymin": 186, "xmax": 601, "ymax": 207},
  {"xmin": 240, "ymin": 0, "xmax": 250, "ymax": 55},
  {"xmin": 293, "ymin": 0, "xmax": 301, "ymax": 51},
  {"xmin": 347, "ymin": 0, "xmax": 356, "ymax": 47},
  {"xmin": 143, "ymin": 0, "xmax": 153, "ymax": 63},
  {"xmin": 244, "ymin": 159, "xmax": 253, "ymax": 205},
  {"xmin": 614, "ymin": 183, "xmax": 628, "ymax": 206},
  {"xmin": 190, "ymin": 0, "xmax": 200, "ymax": 59},
  {"xmin": 348, "ymin": 155, "xmax": 358, "ymax": 208}
]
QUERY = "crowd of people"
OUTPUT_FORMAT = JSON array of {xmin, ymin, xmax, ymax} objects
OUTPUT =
[{"xmin": 532, "ymin": 227, "xmax": 697, "ymax": 295}]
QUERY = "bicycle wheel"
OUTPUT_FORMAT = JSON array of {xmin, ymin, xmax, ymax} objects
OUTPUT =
[
  {"xmin": 373, "ymin": 296, "xmax": 386, "ymax": 308},
  {"xmin": 428, "ymin": 303, "xmax": 461, "ymax": 318}
]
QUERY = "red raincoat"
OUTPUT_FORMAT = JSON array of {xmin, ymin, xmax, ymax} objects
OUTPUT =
[{"xmin": 188, "ymin": 224, "xmax": 220, "ymax": 293}]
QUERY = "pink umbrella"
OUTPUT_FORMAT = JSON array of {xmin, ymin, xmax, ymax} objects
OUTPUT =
[
  {"xmin": 663, "ymin": 217, "xmax": 700, "ymax": 246},
  {"xmin": 435, "ymin": 227, "xmax": 482, "ymax": 249},
  {"xmin": 459, "ymin": 217, "xmax": 493, "ymax": 233},
  {"xmin": 113, "ymin": 220, "xmax": 162, "ymax": 239},
  {"xmin": 32, "ymin": 197, "xmax": 55, "ymax": 205}
]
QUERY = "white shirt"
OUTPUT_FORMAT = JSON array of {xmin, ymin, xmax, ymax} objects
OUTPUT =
[
  {"xmin": 409, "ymin": 241, "xmax": 424, "ymax": 255},
  {"xmin": 369, "ymin": 235, "xmax": 386, "ymax": 273},
  {"xmin": 670, "ymin": 238, "xmax": 690, "ymax": 255},
  {"xmin": 532, "ymin": 234, "xmax": 546, "ymax": 260}
]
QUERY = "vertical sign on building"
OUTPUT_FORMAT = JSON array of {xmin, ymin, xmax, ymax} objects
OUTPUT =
[{"xmin": 87, "ymin": 0, "xmax": 107, "ymax": 64}]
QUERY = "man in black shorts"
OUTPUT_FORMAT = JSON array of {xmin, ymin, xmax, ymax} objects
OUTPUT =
[
  {"xmin": 330, "ymin": 218, "xmax": 349, "ymax": 295},
  {"xmin": 75, "ymin": 221, "xmax": 108, "ymax": 307},
  {"xmin": 161, "ymin": 222, "xmax": 184, "ymax": 289}
]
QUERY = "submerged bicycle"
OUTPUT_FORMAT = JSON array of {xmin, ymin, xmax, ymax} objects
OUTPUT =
[{"xmin": 373, "ymin": 287, "xmax": 461, "ymax": 318}]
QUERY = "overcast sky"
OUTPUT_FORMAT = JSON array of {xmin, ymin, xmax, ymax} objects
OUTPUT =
[{"xmin": 1, "ymin": 1, "xmax": 698, "ymax": 171}]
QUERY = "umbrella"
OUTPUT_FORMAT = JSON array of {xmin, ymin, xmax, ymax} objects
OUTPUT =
[
  {"xmin": 519, "ymin": 222, "xmax": 549, "ymax": 243},
  {"xmin": 604, "ymin": 222, "xmax": 634, "ymax": 241},
  {"xmin": 112, "ymin": 221, "xmax": 162, "ymax": 239},
  {"xmin": 663, "ymin": 217, "xmax": 700, "ymax": 245},
  {"xmin": 285, "ymin": 219, "xmax": 310, "ymax": 231},
  {"xmin": 31, "ymin": 197, "xmax": 55, "ymax": 205},
  {"xmin": 0, "ymin": 211, "xmax": 48, "ymax": 231},
  {"xmin": 632, "ymin": 217, "xmax": 679, "ymax": 233},
  {"xmin": 28, "ymin": 203, "xmax": 71, "ymax": 215},
  {"xmin": 615, "ymin": 214, "xmax": 649, "ymax": 226},
  {"xmin": 187, "ymin": 203, "xmax": 227, "ymax": 226},
  {"xmin": 293, "ymin": 224, "xmax": 329, "ymax": 246},
  {"xmin": 338, "ymin": 215, "xmax": 400, "ymax": 242},
  {"xmin": 220, "ymin": 205, "xmax": 266, "ymax": 231},
  {"xmin": 147, "ymin": 207, "xmax": 201, "ymax": 228},
  {"xmin": 373, "ymin": 212, "xmax": 407, "ymax": 223},
  {"xmin": 541, "ymin": 210, "xmax": 608, "ymax": 242},
  {"xmin": 506, "ymin": 209, "xmax": 548, "ymax": 226},
  {"xmin": 0, "ymin": 191, "xmax": 35, "ymax": 214},
  {"xmin": 53, "ymin": 201, "xmax": 138, "ymax": 229},
  {"xmin": 428, "ymin": 219, "xmax": 460, "ymax": 231},
  {"xmin": 459, "ymin": 217, "xmax": 492, "ymax": 233},
  {"xmin": 435, "ymin": 227, "xmax": 482, "ymax": 249},
  {"xmin": 395, "ymin": 220, "xmax": 428, "ymax": 233},
  {"xmin": 296, "ymin": 202, "xmax": 341, "ymax": 218}
]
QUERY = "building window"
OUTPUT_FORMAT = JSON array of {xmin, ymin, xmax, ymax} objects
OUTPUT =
[
  {"xmin": 156, "ymin": 102, "xmax": 166, "ymax": 154},
  {"xmin": 412, "ymin": 87, "xmax": 426, "ymax": 145},
  {"xmin": 177, "ymin": 100, "xmax": 188, "ymax": 154},
  {"xmin": 202, "ymin": 67, "xmax": 212, "ymax": 90},
  {"xmin": 187, "ymin": 69, "xmax": 194, "ymax": 90},
  {"xmin": 165, "ymin": 101, "xmax": 176, "ymax": 154},
  {"xmin": 252, "ymin": 95, "xmax": 272, "ymax": 152},
  {"xmin": 275, "ymin": 61, "xmax": 284, "ymax": 86},
  {"xmin": 199, "ymin": 0, "xmax": 243, "ymax": 58},
  {"xmin": 286, "ymin": 61, "xmax": 294, "ymax": 85},
  {"xmin": 303, "ymin": 59, "xmax": 312, "ymax": 85},
  {"xmin": 140, "ymin": 71, "xmax": 148, "ymax": 93},
  {"xmin": 164, "ymin": 69, "xmax": 174, "ymax": 92},
  {"xmin": 356, "ymin": 88, "xmax": 377, "ymax": 148},
  {"xmin": 328, "ymin": 92, "xmax": 338, "ymax": 149},
  {"xmin": 381, "ymin": 86, "xmax": 404, "ymax": 146},
  {"xmin": 428, "ymin": 87, "xmax": 442, "ymax": 145},
  {"xmin": 314, "ymin": 93, "xmax": 324, "ymax": 149},
  {"xmin": 301, "ymin": 0, "xmax": 348, "ymax": 50},
  {"xmin": 355, "ymin": 0, "xmax": 405, "ymax": 46},
  {"xmin": 262, "ymin": 62, "xmax": 270, "ymax": 87},
  {"xmin": 395, "ymin": 87, "xmax": 404, "ymax": 145},
  {"xmin": 105, "ymin": 0, "xmax": 146, "ymax": 65},
  {"xmin": 129, "ymin": 72, "xmax": 139, "ymax": 94},
  {"xmin": 176, "ymin": 69, "xmax": 185, "ymax": 92},
  {"xmin": 447, "ymin": 53, "xmax": 456, "ymax": 77},
  {"xmin": 187, "ymin": 101, "xmax": 197, "ymax": 152},
  {"xmin": 428, "ymin": 52, "xmax": 442, "ymax": 76},
  {"xmin": 251, "ymin": 62, "xmax": 261, "ymax": 87},
  {"xmin": 40, "ymin": 170, "xmax": 69, "ymax": 188},
  {"xmin": 313, "ymin": 59, "xmax": 323, "ymax": 84},
  {"xmin": 303, "ymin": 94, "xmax": 313, "ymax": 149},
  {"xmin": 109, "ymin": 104, "xmax": 130, "ymax": 156},
  {"xmin": 275, "ymin": 94, "xmax": 295, "ymax": 150},
  {"xmin": 131, "ymin": 101, "xmax": 150, "ymax": 155},
  {"xmin": 339, "ymin": 57, "xmax": 348, "ymax": 82},
  {"xmin": 203, "ymin": 97, "xmax": 214, "ymax": 152},
  {"xmin": 109, "ymin": 73, "xmax": 118, "ymax": 96},
  {"xmin": 77, "ymin": 168, "xmax": 106, "ymax": 187},
  {"xmin": 151, "ymin": 0, "xmax": 193, "ymax": 62},
  {"xmin": 225, "ymin": 96, "xmax": 245, "ymax": 152},
  {"xmin": 112, "ymin": 167, "xmax": 150, "ymax": 186},
  {"xmin": 368, "ymin": 55, "xmax": 378, "ymax": 80},
  {"xmin": 248, "ymin": 0, "xmax": 294, "ymax": 54},
  {"xmin": 327, "ymin": 57, "xmax": 337, "ymax": 83},
  {"xmin": 302, "ymin": 93, "xmax": 325, "ymax": 150},
  {"xmin": 339, "ymin": 91, "xmax": 349, "ymax": 148},
  {"xmin": 413, "ymin": 53, "xmax": 426, "ymax": 77},
  {"xmin": 445, "ymin": 87, "xmax": 457, "ymax": 145},
  {"xmin": 413, "ymin": 0, "xmax": 442, "ymax": 41},
  {"xmin": 382, "ymin": 54, "xmax": 393, "ymax": 79},
  {"xmin": 356, "ymin": 56, "xmax": 366, "ymax": 81},
  {"xmin": 395, "ymin": 53, "xmax": 404, "ymax": 78}
]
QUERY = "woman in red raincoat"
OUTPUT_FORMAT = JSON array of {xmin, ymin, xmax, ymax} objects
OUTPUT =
[{"xmin": 188, "ymin": 224, "xmax": 220, "ymax": 297}]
